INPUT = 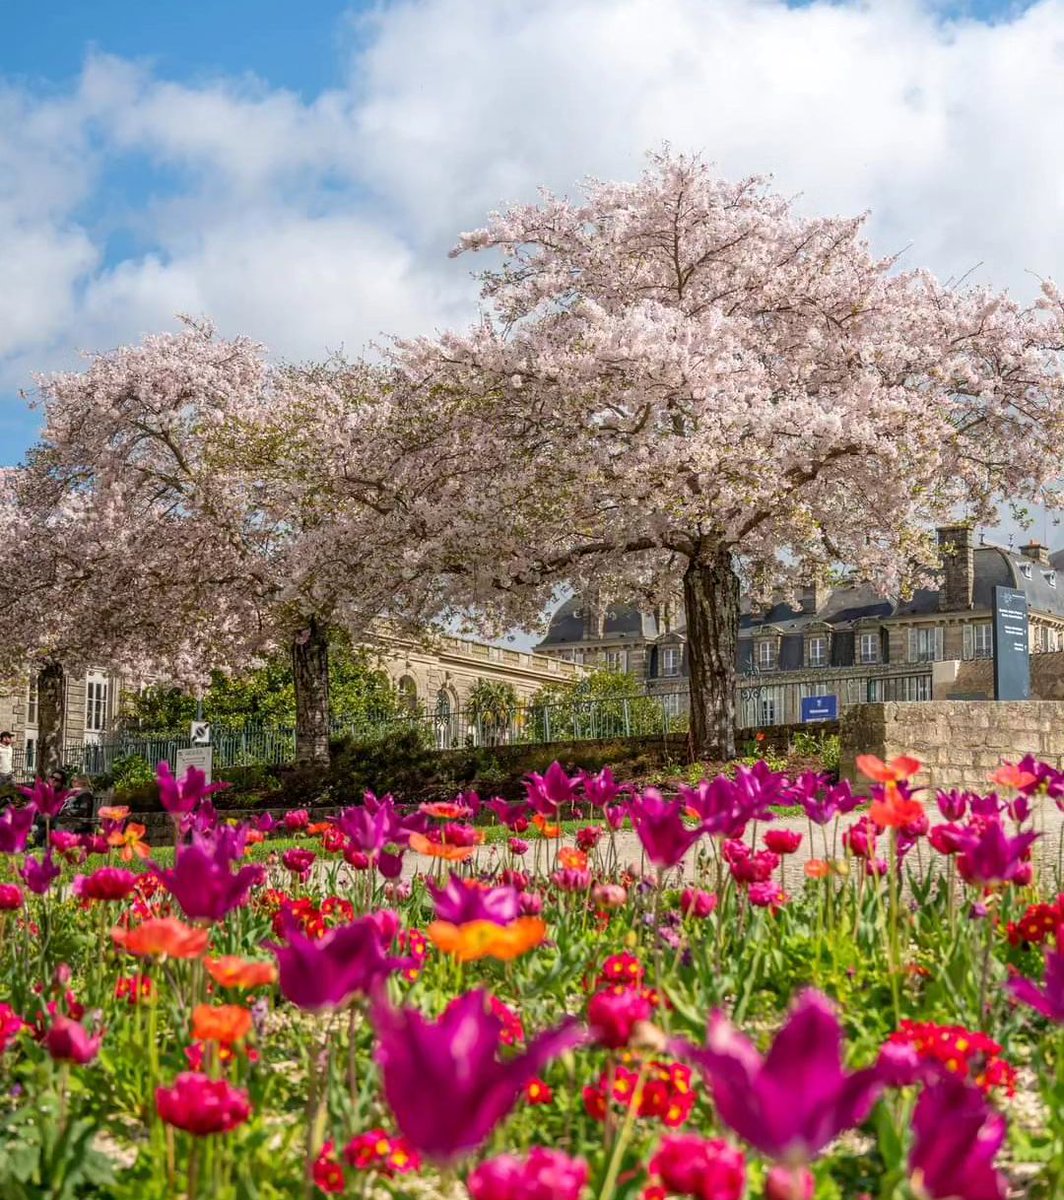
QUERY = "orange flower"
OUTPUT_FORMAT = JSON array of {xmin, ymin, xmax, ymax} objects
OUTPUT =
[
  {"xmin": 804, "ymin": 859, "xmax": 831, "ymax": 879},
  {"xmin": 532, "ymin": 814, "xmax": 563, "ymax": 839},
  {"xmin": 558, "ymin": 847, "xmax": 588, "ymax": 870},
  {"xmin": 97, "ymin": 805, "xmax": 130, "ymax": 821},
  {"xmin": 427, "ymin": 917, "xmax": 547, "ymax": 963},
  {"xmin": 107, "ymin": 821, "xmax": 151, "ymax": 861},
  {"xmin": 989, "ymin": 763, "xmax": 1037, "ymax": 792},
  {"xmin": 870, "ymin": 792, "xmax": 926, "ymax": 830},
  {"xmin": 408, "ymin": 832, "xmax": 477, "ymax": 862},
  {"xmin": 307, "ymin": 821, "xmax": 332, "ymax": 836},
  {"xmin": 112, "ymin": 917, "xmax": 209, "ymax": 960},
  {"xmin": 244, "ymin": 829, "xmax": 266, "ymax": 845},
  {"xmin": 205, "ymin": 956, "xmax": 278, "ymax": 989},
  {"xmin": 192, "ymin": 1003, "xmax": 252, "ymax": 1045},
  {"xmin": 856, "ymin": 754, "xmax": 922, "ymax": 784},
  {"xmin": 420, "ymin": 802, "xmax": 471, "ymax": 820}
]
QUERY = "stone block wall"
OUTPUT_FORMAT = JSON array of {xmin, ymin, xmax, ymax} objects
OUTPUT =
[
  {"xmin": 840, "ymin": 700, "xmax": 1064, "ymax": 793},
  {"xmin": 937, "ymin": 651, "xmax": 1064, "ymax": 702}
]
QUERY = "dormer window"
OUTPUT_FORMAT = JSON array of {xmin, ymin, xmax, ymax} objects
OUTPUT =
[
  {"xmin": 757, "ymin": 639, "xmax": 777, "ymax": 670},
  {"xmin": 807, "ymin": 635, "xmax": 827, "ymax": 667},
  {"xmin": 1020, "ymin": 563, "xmax": 1033, "ymax": 580},
  {"xmin": 1047, "ymin": 571, "xmax": 1057, "ymax": 588}
]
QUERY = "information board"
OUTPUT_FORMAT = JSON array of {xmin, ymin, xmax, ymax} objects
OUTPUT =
[
  {"xmin": 174, "ymin": 746, "xmax": 213, "ymax": 784},
  {"xmin": 992, "ymin": 586, "xmax": 1030, "ymax": 701}
]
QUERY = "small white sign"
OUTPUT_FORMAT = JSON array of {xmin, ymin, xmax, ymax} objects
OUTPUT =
[
  {"xmin": 175, "ymin": 746, "xmax": 213, "ymax": 785},
  {"xmin": 190, "ymin": 721, "xmax": 211, "ymax": 746}
]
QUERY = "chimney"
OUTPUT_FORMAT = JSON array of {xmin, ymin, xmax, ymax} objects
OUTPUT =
[
  {"xmin": 937, "ymin": 525, "xmax": 974, "ymax": 612},
  {"xmin": 1020, "ymin": 540, "xmax": 1050, "ymax": 566},
  {"xmin": 799, "ymin": 579, "xmax": 827, "ymax": 614}
]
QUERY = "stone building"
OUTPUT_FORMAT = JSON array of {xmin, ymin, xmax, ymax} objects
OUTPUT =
[
  {"xmin": 0, "ymin": 632, "xmax": 583, "ymax": 776},
  {"xmin": 535, "ymin": 527, "xmax": 1064, "ymax": 726}
]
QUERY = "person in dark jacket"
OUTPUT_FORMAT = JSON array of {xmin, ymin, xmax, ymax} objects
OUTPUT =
[{"xmin": 58, "ymin": 775, "xmax": 95, "ymax": 835}]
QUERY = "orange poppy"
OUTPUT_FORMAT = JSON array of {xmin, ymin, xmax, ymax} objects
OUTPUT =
[
  {"xmin": 855, "ymin": 754, "xmax": 922, "ymax": 784},
  {"xmin": 804, "ymin": 859, "xmax": 831, "ymax": 879},
  {"xmin": 532, "ymin": 814, "xmax": 563, "ymax": 839},
  {"xmin": 427, "ymin": 917, "xmax": 547, "ymax": 963},
  {"xmin": 191, "ymin": 1003, "xmax": 252, "ymax": 1045},
  {"xmin": 307, "ymin": 822, "xmax": 333, "ymax": 836},
  {"xmin": 244, "ymin": 829, "xmax": 266, "ymax": 845},
  {"xmin": 420, "ymin": 802, "xmax": 471, "ymax": 820},
  {"xmin": 558, "ymin": 847, "xmax": 588, "ymax": 870},
  {"xmin": 107, "ymin": 822, "xmax": 151, "ymax": 861},
  {"xmin": 989, "ymin": 763, "xmax": 1037, "ymax": 792},
  {"xmin": 97, "ymin": 805, "xmax": 130, "ymax": 821},
  {"xmin": 112, "ymin": 917, "xmax": 209, "ymax": 960},
  {"xmin": 205, "ymin": 956, "xmax": 278, "ymax": 989},
  {"xmin": 870, "ymin": 793, "xmax": 926, "ymax": 830},
  {"xmin": 408, "ymin": 832, "xmax": 477, "ymax": 862}
]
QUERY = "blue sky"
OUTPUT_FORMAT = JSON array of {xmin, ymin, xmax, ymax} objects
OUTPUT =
[{"xmin": 0, "ymin": 0, "xmax": 1057, "ymax": 516}]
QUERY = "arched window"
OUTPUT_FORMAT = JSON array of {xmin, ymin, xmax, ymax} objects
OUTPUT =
[
  {"xmin": 397, "ymin": 676, "xmax": 419, "ymax": 714},
  {"xmin": 434, "ymin": 688, "xmax": 457, "ymax": 749}
]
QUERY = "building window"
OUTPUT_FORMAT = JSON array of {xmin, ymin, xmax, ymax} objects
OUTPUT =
[
  {"xmin": 760, "ymin": 696, "xmax": 777, "ymax": 726},
  {"xmin": 908, "ymin": 626, "xmax": 944, "ymax": 663},
  {"xmin": 661, "ymin": 692, "xmax": 686, "ymax": 717},
  {"xmin": 1047, "ymin": 571, "xmax": 1057, "ymax": 588},
  {"xmin": 963, "ymin": 622, "xmax": 993, "ymax": 660},
  {"xmin": 807, "ymin": 635, "xmax": 827, "ymax": 668},
  {"xmin": 803, "ymin": 682, "xmax": 830, "ymax": 698},
  {"xmin": 661, "ymin": 647, "xmax": 681, "ymax": 677},
  {"xmin": 397, "ymin": 676, "xmax": 418, "ymax": 714},
  {"xmin": 1050, "ymin": 628, "xmax": 1062, "ymax": 653},
  {"xmin": 605, "ymin": 649, "xmax": 627, "ymax": 674},
  {"xmin": 756, "ymin": 640, "xmax": 777, "ymax": 670},
  {"xmin": 858, "ymin": 632, "xmax": 878, "ymax": 664},
  {"xmin": 27, "ymin": 676, "xmax": 38, "ymax": 726},
  {"xmin": 1021, "ymin": 563, "xmax": 1033, "ymax": 579},
  {"xmin": 24, "ymin": 736, "xmax": 35, "ymax": 771},
  {"xmin": 86, "ymin": 673, "xmax": 109, "ymax": 734},
  {"xmin": 869, "ymin": 675, "xmax": 932, "ymax": 703}
]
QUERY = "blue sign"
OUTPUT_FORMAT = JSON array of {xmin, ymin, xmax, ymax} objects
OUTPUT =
[
  {"xmin": 801, "ymin": 694, "xmax": 838, "ymax": 723},
  {"xmin": 993, "ymin": 586, "xmax": 1031, "ymax": 701}
]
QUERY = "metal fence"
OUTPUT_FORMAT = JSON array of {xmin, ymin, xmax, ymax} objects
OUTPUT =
[{"xmin": 5, "ymin": 670, "xmax": 932, "ymax": 780}]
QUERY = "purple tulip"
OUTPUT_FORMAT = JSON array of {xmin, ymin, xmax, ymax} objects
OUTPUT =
[
  {"xmin": 792, "ymin": 775, "xmax": 859, "ymax": 826},
  {"xmin": 935, "ymin": 790, "xmax": 969, "ymax": 822},
  {"xmin": 733, "ymin": 761, "xmax": 789, "ymax": 822},
  {"xmin": 969, "ymin": 792, "xmax": 1005, "ymax": 819},
  {"xmin": 957, "ymin": 820, "xmax": 1039, "ymax": 886},
  {"xmin": 255, "ymin": 812, "xmax": 276, "ymax": 834},
  {"xmin": 269, "ymin": 913, "xmax": 407, "ymax": 1012},
  {"xmin": 43, "ymin": 1015, "xmax": 102, "ymax": 1065},
  {"xmin": 18, "ymin": 778, "xmax": 71, "ymax": 821},
  {"xmin": 679, "ymin": 776, "xmax": 741, "ymax": 836},
  {"xmin": 909, "ymin": 1075, "xmax": 1006, "ymax": 1200},
  {"xmin": 0, "ymin": 805, "xmax": 36, "ymax": 854},
  {"xmin": 19, "ymin": 851, "xmax": 60, "ymax": 895},
  {"xmin": 1018, "ymin": 753, "xmax": 1064, "ymax": 798},
  {"xmin": 628, "ymin": 789, "xmax": 704, "ymax": 869},
  {"xmin": 671, "ymin": 990, "xmax": 891, "ymax": 1162},
  {"xmin": 154, "ymin": 831, "xmax": 263, "ymax": 923},
  {"xmin": 1008, "ymin": 939, "xmax": 1064, "ymax": 1023},
  {"xmin": 485, "ymin": 798, "xmax": 530, "ymax": 830},
  {"xmin": 156, "ymin": 762, "xmax": 228, "ymax": 817},
  {"xmin": 372, "ymin": 989, "xmax": 584, "ymax": 1162},
  {"xmin": 427, "ymin": 874, "xmax": 520, "ymax": 926},
  {"xmin": 523, "ymin": 762, "xmax": 577, "ymax": 815},
  {"xmin": 579, "ymin": 767, "xmax": 626, "ymax": 809}
]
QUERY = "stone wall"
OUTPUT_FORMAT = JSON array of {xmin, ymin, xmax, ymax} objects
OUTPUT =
[
  {"xmin": 840, "ymin": 700, "xmax": 1064, "ymax": 793},
  {"xmin": 936, "ymin": 650, "xmax": 1064, "ymax": 701}
]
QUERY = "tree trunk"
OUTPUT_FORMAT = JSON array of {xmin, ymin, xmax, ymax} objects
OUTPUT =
[
  {"xmin": 36, "ymin": 660, "xmax": 66, "ymax": 778},
  {"xmin": 683, "ymin": 548, "xmax": 740, "ymax": 761},
  {"xmin": 292, "ymin": 618, "xmax": 331, "ymax": 767}
]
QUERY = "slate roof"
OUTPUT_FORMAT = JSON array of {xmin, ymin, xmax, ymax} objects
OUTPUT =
[{"xmin": 537, "ymin": 542, "xmax": 1064, "ymax": 651}]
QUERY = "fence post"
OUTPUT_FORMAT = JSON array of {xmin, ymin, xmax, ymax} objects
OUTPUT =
[{"xmin": 623, "ymin": 698, "xmax": 631, "ymax": 737}]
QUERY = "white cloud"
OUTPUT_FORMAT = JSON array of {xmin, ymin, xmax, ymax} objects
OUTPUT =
[{"xmin": 5, "ymin": 0, "xmax": 1064, "ymax": 443}]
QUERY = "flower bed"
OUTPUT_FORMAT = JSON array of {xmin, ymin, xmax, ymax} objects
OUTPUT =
[{"xmin": 0, "ymin": 755, "xmax": 1061, "ymax": 1198}]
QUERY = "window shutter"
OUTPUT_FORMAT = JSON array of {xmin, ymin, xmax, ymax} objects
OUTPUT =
[{"xmin": 963, "ymin": 625, "xmax": 973, "ymax": 661}]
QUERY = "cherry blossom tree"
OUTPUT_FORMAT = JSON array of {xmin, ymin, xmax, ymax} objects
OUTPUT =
[
  {"xmin": 0, "ymin": 326, "xmax": 510, "ymax": 769},
  {"xmin": 397, "ymin": 150, "xmax": 1064, "ymax": 758}
]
